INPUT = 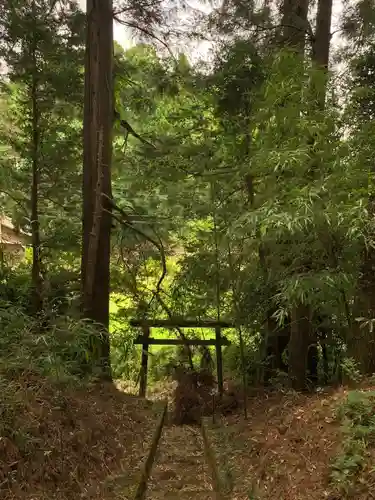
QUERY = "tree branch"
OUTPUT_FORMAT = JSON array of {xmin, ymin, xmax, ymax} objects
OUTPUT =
[
  {"xmin": 104, "ymin": 195, "xmax": 195, "ymax": 370},
  {"xmin": 112, "ymin": 16, "xmax": 176, "ymax": 60},
  {"xmin": 114, "ymin": 110, "xmax": 156, "ymax": 148},
  {"xmin": 102, "ymin": 196, "xmax": 166, "ymax": 300}
]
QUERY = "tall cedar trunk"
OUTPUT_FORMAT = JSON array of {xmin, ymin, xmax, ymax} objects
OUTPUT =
[
  {"xmin": 289, "ymin": 315, "xmax": 308, "ymax": 391},
  {"xmin": 290, "ymin": 0, "xmax": 334, "ymax": 389},
  {"xmin": 351, "ymin": 6, "xmax": 375, "ymax": 373},
  {"xmin": 307, "ymin": 0, "xmax": 333, "ymax": 383},
  {"xmin": 312, "ymin": 0, "xmax": 333, "ymax": 108},
  {"xmin": 259, "ymin": 0, "xmax": 309, "ymax": 385},
  {"xmin": 81, "ymin": 0, "xmax": 113, "ymax": 379},
  {"xmin": 288, "ymin": 304, "xmax": 313, "ymax": 390},
  {"xmin": 281, "ymin": 0, "xmax": 310, "ymax": 390},
  {"xmin": 313, "ymin": 0, "xmax": 333, "ymax": 69},
  {"xmin": 281, "ymin": 0, "xmax": 309, "ymax": 51},
  {"xmin": 30, "ymin": 5, "xmax": 43, "ymax": 314},
  {"xmin": 353, "ymin": 189, "xmax": 375, "ymax": 373},
  {"xmin": 351, "ymin": 0, "xmax": 375, "ymax": 372}
]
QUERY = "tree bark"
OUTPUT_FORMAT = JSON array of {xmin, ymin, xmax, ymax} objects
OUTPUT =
[
  {"xmin": 282, "ymin": 0, "xmax": 335, "ymax": 390},
  {"xmin": 281, "ymin": 0, "xmax": 309, "ymax": 51},
  {"xmin": 81, "ymin": 0, "xmax": 113, "ymax": 379},
  {"xmin": 280, "ymin": 0, "xmax": 311, "ymax": 390},
  {"xmin": 289, "ymin": 0, "xmax": 334, "ymax": 389},
  {"xmin": 30, "ymin": 2, "xmax": 43, "ymax": 315},
  {"xmin": 312, "ymin": 0, "xmax": 333, "ymax": 108},
  {"xmin": 350, "ymin": 1, "xmax": 375, "ymax": 373},
  {"xmin": 353, "ymin": 210, "xmax": 375, "ymax": 374},
  {"xmin": 288, "ymin": 304, "xmax": 313, "ymax": 390},
  {"xmin": 313, "ymin": 0, "xmax": 333, "ymax": 69}
]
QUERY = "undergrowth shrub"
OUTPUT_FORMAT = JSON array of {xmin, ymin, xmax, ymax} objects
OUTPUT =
[
  {"xmin": 149, "ymin": 346, "xmax": 179, "ymax": 382},
  {"xmin": 223, "ymin": 339, "xmax": 262, "ymax": 385},
  {"xmin": 0, "ymin": 265, "xmax": 30, "ymax": 307},
  {"xmin": 0, "ymin": 301, "xmax": 99, "ymax": 383},
  {"xmin": 340, "ymin": 357, "xmax": 363, "ymax": 385},
  {"xmin": 110, "ymin": 326, "xmax": 139, "ymax": 381},
  {"xmin": 331, "ymin": 390, "xmax": 375, "ymax": 494},
  {"xmin": 0, "ymin": 265, "xmax": 79, "ymax": 316},
  {"xmin": 0, "ymin": 300, "xmax": 112, "ymax": 476},
  {"xmin": 268, "ymin": 369, "xmax": 290, "ymax": 389}
]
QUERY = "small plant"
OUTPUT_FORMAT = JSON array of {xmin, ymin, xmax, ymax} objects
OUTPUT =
[
  {"xmin": 269, "ymin": 369, "xmax": 290, "ymax": 390},
  {"xmin": 330, "ymin": 390, "xmax": 375, "ymax": 493},
  {"xmin": 340, "ymin": 357, "xmax": 363, "ymax": 385},
  {"xmin": 223, "ymin": 339, "xmax": 262, "ymax": 385},
  {"xmin": 247, "ymin": 483, "xmax": 260, "ymax": 499},
  {"xmin": 222, "ymin": 463, "xmax": 235, "ymax": 494}
]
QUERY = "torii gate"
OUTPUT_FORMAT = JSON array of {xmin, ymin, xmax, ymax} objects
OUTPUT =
[{"xmin": 130, "ymin": 318, "xmax": 234, "ymax": 397}]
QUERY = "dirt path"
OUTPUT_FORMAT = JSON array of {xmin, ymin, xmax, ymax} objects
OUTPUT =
[{"xmin": 146, "ymin": 422, "xmax": 215, "ymax": 499}]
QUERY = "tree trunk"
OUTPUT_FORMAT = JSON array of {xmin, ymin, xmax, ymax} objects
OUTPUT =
[
  {"xmin": 288, "ymin": 304, "xmax": 313, "ymax": 390},
  {"xmin": 281, "ymin": 0, "xmax": 311, "ymax": 390},
  {"xmin": 313, "ymin": 0, "xmax": 333, "ymax": 69},
  {"xmin": 81, "ymin": 0, "xmax": 113, "ymax": 379},
  {"xmin": 352, "ymin": 216, "xmax": 375, "ymax": 373},
  {"xmin": 312, "ymin": 0, "xmax": 333, "ymax": 108},
  {"xmin": 350, "ymin": 1, "xmax": 375, "ymax": 373},
  {"xmin": 281, "ymin": 0, "xmax": 309, "ymax": 51},
  {"xmin": 282, "ymin": 0, "xmax": 335, "ymax": 390},
  {"xmin": 30, "ymin": 4, "xmax": 43, "ymax": 315}
]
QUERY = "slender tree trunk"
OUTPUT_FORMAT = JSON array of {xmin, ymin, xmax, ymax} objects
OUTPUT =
[
  {"xmin": 288, "ymin": 304, "xmax": 313, "ymax": 390},
  {"xmin": 81, "ymin": 0, "xmax": 113, "ymax": 379},
  {"xmin": 312, "ymin": 0, "xmax": 333, "ymax": 108},
  {"xmin": 313, "ymin": 0, "xmax": 333, "ymax": 69},
  {"xmin": 30, "ymin": 5, "xmax": 43, "ymax": 314},
  {"xmin": 281, "ymin": 0, "xmax": 309, "ymax": 51},
  {"xmin": 298, "ymin": 0, "xmax": 334, "ymax": 386},
  {"xmin": 31, "ymin": 74, "xmax": 42, "ymax": 313},
  {"xmin": 348, "ymin": 0, "xmax": 375, "ymax": 372},
  {"xmin": 281, "ymin": 0, "xmax": 333, "ymax": 390},
  {"xmin": 289, "ymin": 0, "xmax": 334, "ymax": 389},
  {"xmin": 353, "ymin": 200, "xmax": 375, "ymax": 373}
]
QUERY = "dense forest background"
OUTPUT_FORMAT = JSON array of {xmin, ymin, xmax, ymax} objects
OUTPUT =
[{"xmin": 2, "ymin": 0, "xmax": 375, "ymax": 394}]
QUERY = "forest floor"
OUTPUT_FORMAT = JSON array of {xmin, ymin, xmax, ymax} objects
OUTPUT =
[
  {"xmin": 206, "ymin": 382, "xmax": 375, "ymax": 500},
  {"xmin": 0, "ymin": 372, "xmax": 164, "ymax": 500},
  {"xmin": 2, "ymin": 374, "xmax": 375, "ymax": 500}
]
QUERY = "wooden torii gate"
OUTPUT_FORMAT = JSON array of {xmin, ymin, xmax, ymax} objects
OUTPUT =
[{"xmin": 130, "ymin": 318, "xmax": 234, "ymax": 397}]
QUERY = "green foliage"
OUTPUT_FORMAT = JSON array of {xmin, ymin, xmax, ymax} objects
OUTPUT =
[
  {"xmin": 0, "ymin": 300, "xmax": 101, "ymax": 382},
  {"xmin": 109, "ymin": 307, "xmax": 140, "ymax": 381},
  {"xmin": 341, "ymin": 357, "xmax": 363, "ymax": 385},
  {"xmin": 223, "ymin": 335, "xmax": 262, "ymax": 385},
  {"xmin": 212, "ymin": 39, "xmax": 264, "ymax": 118},
  {"xmin": 106, "ymin": 26, "xmax": 375, "ymax": 384},
  {"xmin": 0, "ymin": 0, "xmax": 84, "ymax": 261},
  {"xmin": 0, "ymin": 260, "xmax": 79, "ymax": 317},
  {"xmin": 0, "ymin": 263, "xmax": 31, "ymax": 307},
  {"xmin": 0, "ymin": 0, "xmax": 374, "ymax": 393}
]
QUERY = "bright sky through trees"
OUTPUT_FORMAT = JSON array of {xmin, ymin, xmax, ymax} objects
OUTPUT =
[{"xmin": 77, "ymin": 1, "xmax": 345, "ymax": 60}]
